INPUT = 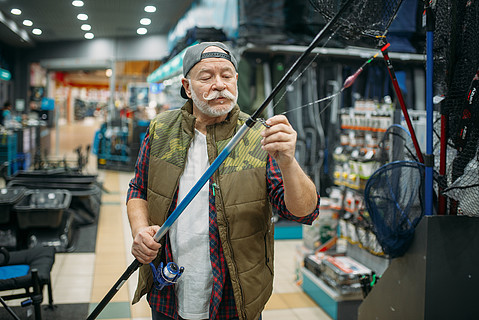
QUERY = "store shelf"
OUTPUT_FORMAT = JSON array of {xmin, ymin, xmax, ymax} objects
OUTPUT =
[{"xmin": 241, "ymin": 44, "xmax": 426, "ymax": 62}]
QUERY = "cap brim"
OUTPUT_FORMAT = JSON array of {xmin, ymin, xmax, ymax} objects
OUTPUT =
[{"xmin": 180, "ymin": 85, "xmax": 189, "ymax": 99}]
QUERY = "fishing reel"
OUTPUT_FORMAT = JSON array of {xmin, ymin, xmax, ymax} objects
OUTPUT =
[{"xmin": 149, "ymin": 261, "xmax": 184, "ymax": 290}]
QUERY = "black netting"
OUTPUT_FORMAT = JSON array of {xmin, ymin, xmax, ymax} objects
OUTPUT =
[
  {"xmin": 364, "ymin": 161, "xmax": 425, "ymax": 258},
  {"xmin": 434, "ymin": 0, "xmax": 479, "ymax": 215},
  {"xmin": 309, "ymin": 0, "xmax": 404, "ymax": 39},
  {"xmin": 433, "ymin": 0, "xmax": 452, "ymax": 96}
]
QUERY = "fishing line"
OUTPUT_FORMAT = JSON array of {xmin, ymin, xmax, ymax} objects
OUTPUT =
[
  {"xmin": 268, "ymin": 26, "xmax": 342, "ymax": 111},
  {"xmin": 257, "ymin": 51, "xmax": 380, "ymax": 123}
]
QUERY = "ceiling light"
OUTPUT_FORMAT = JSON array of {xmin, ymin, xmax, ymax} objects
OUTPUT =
[
  {"xmin": 84, "ymin": 32, "xmax": 94, "ymax": 39},
  {"xmin": 81, "ymin": 24, "xmax": 91, "ymax": 31},
  {"xmin": 140, "ymin": 18, "xmax": 151, "ymax": 26},
  {"xmin": 144, "ymin": 6, "xmax": 156, "ymax": 13},
  {"xmin": 11, "ymin": 8, "xmax": 22, "ymax": 15},
  {"xmin": 72, "ymin": 1, "xmax": 84, "ymax": 7},
  {"xmin": 105, "ymin": 69, "xmax": 112, "ymax": 78},
  {"xmin": 137, "ymin": 28, "xmax": 147, "ymax": 35},
  {"xmin": 32, "ymin": 28, "xmax": 42, "ymax": 35},
  {"xmin": 23, "ymin": 20, "xmax": 33, "ymax": 27},
  {"xmin": 77, "ymin": 13, "xmax": 88, "ymax": 21}
]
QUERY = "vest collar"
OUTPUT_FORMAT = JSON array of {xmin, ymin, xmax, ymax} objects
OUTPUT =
[{"xmin": 181, "ymin": 99, "xmax": 241, "ymax": 141}]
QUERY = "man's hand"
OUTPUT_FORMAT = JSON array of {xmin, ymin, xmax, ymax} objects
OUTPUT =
[
  {"xmin": 131, "ymin": 225, "xmax": 162, "ymax": 264},
  {"xmin": 260, "ymin": 115, "xmax": 297, "ymax": 168},
  {"xmin": 260, "ymin": 114, "xmax": 318, "ymax": 217}
]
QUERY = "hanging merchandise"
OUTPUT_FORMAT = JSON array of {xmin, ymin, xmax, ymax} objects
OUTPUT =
[
  {"xmin": 433, "ymin": 0, "xmax": 479, "ymax": 215},
  {"xmin": 364, "ymin": 161, "xmax": 425, "ymax": 258}
]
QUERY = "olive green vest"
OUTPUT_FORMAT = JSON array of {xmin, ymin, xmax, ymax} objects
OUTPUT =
[{"xmin": 132, "ymin": 101, "xmax": 274, "ymax": 320}]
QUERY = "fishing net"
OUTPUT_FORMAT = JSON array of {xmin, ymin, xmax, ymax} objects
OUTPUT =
[
  {"xmin": 308, "ymin": 0, "xmax": 404, "ymax": 40},
  {"xmin": 377, "ymin": 124, "xmax": 419, "ymax": 165},
  {"xmin": 443, "ymin": 148, "xmax": 479, "ymax": 217},
  {"xmin": 433, "ymin": 0, "xmax": 479, "ymax": 215},
  {"xmin": 364, "ymin": 161, "xmax": 425, "ymax": 258}
]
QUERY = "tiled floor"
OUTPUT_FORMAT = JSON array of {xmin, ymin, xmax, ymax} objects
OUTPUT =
[{"xmin": 4, "ymin": 118, "xmax": 332, "ymax": 320}]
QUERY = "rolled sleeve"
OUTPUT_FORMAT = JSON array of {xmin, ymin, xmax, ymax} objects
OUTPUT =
[
  {"xmin": 266, "ymin": 156, "xmax": 320, "ymax": 224},
  {"xmin": 126, "ymin": 128, "xmax": 150, "ymax": 203}
]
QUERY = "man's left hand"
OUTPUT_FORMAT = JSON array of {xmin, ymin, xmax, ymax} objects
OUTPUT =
[{"xmin": 260, "ymin": 115, "xmax": 297, "ymax": 168}]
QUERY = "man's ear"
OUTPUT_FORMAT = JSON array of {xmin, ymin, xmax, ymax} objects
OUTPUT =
[{"xmin": 181, "ymin": 78, "xmax": 192, "ymax": 98}]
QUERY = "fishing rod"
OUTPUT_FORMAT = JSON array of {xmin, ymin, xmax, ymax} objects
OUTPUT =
[{"xmin": 86, "ymin": 0, "xmax": 355, "ymax": 319}]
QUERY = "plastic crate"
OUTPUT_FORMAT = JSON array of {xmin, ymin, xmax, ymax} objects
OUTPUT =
[
  {"xmin": 0, "ymin": 187, "xmax": 26, "ymax": 224},
  {"xmin": 13, "ymin": 189, "xmax": 72, "ymax": 229}
]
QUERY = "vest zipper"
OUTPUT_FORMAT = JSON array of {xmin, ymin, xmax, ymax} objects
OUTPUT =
[{"xmin": 210, "ymin": 123, "xmax": 247, "ymax": 319}]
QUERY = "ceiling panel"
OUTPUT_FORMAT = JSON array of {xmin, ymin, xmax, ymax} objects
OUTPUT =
[{"xmin": 0, "ymin": 0, "xmax": 194, "ymax": 47}]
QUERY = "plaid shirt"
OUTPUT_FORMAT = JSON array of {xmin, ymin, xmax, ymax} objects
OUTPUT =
[{"xmin": 127, "ymin": 128, "xmax": 320, "ymax": 319}]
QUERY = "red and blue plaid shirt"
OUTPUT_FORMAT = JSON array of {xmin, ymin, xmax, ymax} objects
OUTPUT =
[{"xmin": 127, "ymin": 128, "xmax": 320, "ymax": 320}]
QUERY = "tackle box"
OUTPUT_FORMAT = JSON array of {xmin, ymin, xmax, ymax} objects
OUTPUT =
[{"xmin": 319, "ymin": 255, "xmax": 372, "ymax": 297}]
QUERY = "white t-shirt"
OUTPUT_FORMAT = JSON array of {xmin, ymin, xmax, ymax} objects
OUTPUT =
[{"xmin": 170, "ymin": 129, "xmax": 212, "ymax": 319}]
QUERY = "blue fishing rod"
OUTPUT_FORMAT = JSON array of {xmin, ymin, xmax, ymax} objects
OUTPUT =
[{"xmin": 86, "ymin": 1, "xmax": 354, "ymax": 319}]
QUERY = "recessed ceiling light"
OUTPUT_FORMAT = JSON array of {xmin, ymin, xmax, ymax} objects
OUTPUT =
[
  {"xmin": 81, "ymin": 24, "xmax": 91, "ymax": 31},
  {"xmin": 137, "ymin": 27, "xmax": 147, "ymax": 35},
  {"xmin": 140, "ymin": 18, "xmax": 151, "ymax": 25},
  {"xmin": 11, "ymin": 8, "xmax": 22, "ymax": 15},
  {"xmin": 144, "ymin": 6, "xmax": 156, "ymax": 13},
  {"xmin": 23, "ymin": 20, "xmax": 33, "ymax": 27},
  {"xmin": 72, "ymin": 1, "xmax": 84, "ymax": 7},
  {"xmin": 77, "ymin": 13, "xmax": 88, "ymax": 21},
  {"xmin": 32, "ymin": 28, "xmax": 42, "ymax": 35},
  {"xmin": 84, "ymin": 32, "xmax": 94, "ymax": 39}
]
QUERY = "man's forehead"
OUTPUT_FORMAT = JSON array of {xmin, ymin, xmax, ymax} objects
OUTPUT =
[{"xmin": 190, "ymin": 56, "xmax": 236, "ymax": 74}]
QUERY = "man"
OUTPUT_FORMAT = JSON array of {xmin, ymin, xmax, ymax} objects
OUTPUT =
[{"xmin": 127, "ymin": 42, "xmax": 319, "ymax": 320}]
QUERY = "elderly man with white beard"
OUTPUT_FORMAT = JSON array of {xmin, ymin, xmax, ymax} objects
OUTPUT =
[{"xmin": 126, "ymin": 42, "xmax": 320, "ymax": 320}]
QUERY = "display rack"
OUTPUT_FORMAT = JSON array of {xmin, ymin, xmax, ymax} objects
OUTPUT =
[{"xmin": 302, "ymin": 267, "xmax": 363, "ymax": 320}]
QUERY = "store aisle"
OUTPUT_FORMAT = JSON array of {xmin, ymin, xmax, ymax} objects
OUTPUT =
[{"xmin": 46, "ymin": 118, "xmax": 332, "ymax": 320}]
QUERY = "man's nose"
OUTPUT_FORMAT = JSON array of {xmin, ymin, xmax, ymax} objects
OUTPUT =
[{"xmin": 212, "ymin": 75, "xmax": 226, "ymax": 90}]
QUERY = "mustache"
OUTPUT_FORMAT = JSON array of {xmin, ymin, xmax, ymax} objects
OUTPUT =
[{"xmin": 202, "ymin": 89, "xmax": 236, "ymax": 101}]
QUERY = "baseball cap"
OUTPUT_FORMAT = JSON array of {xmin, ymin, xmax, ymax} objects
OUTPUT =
[{"xmin": 180, "ymin": 42, "xmax": 238, "ymax": 99}]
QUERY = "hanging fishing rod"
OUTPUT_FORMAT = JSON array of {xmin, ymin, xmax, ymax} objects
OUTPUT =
[
  {"xmin": 378, "ymin": 39, "xmax": 425, "ymax": 164},
  {"xmin": 86, "ymin": 1, "xmax": 355, "ymax": 319}
]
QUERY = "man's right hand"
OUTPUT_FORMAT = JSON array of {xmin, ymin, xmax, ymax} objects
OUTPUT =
[{"xmin": 131, "ymin": 225, "xmax": 162, "ymax": 264}]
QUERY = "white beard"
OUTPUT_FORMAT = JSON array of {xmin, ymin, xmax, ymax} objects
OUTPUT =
[{"xmin": 189, "ymin": 81, "xmax": 237, "ymax": 118}]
